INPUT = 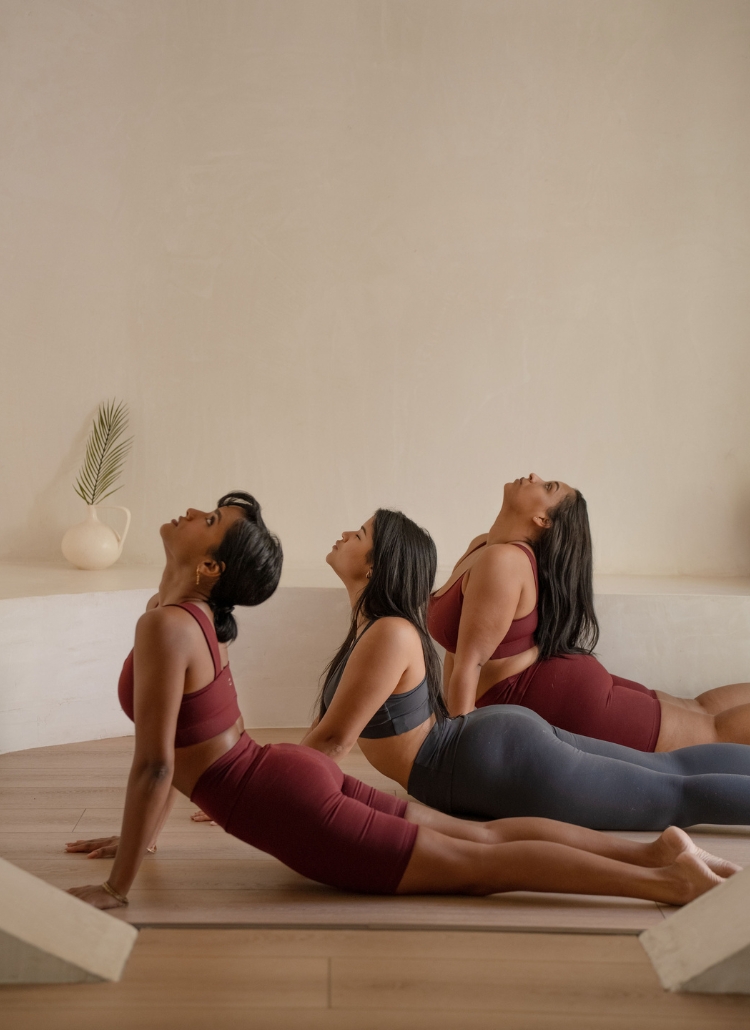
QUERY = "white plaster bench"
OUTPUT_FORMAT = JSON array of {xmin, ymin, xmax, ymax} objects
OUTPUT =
[{"xmin": 1, "ymin": 563, "xmax": 749, "ymax": 754}]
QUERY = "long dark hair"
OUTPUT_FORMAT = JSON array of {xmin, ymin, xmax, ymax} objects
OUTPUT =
[
  {"xmin": 532, "ymin": 490, "xmax": 599, "ymax": 660},
  {"xmin": 208, "ymin": 491, "xmax": 283, "ymax": 644},
  {"xmin": 319, "ymin": 508, "xmax": 448, "ymax": 722}
]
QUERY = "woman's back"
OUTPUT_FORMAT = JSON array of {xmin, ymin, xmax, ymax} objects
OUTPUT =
[
  {"xmin": 311, "ymin": 616, "xmax": 437, "ymax": 789},
  {"xmin": 428, "ymin": 541, "xmax": 539, "ymax": 658}
]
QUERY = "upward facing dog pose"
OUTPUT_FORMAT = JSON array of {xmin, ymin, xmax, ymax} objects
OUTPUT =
[
  {"xmin": 429, "ymin": 473, "xmax": 750, "ymax": 751},
  {"xmin": 303, "ymin": 508, "xmax": 750, "ymax": 830},
  {"xmin": 67, "ymin": 493, "xmax": 733, "ymax": 910}
]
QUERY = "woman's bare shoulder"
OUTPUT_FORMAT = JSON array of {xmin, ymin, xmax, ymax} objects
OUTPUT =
[
  {"xmin": 367, "ymin": 615, "xmax": 420, "ymax": 640},
  {"xmin": 452, "ymin": 533, "xmax": 488, "ymax": 569},
  {"xmin": 359, "ymin": 617, "xmax": 421, "ymax": 657},
  {"xmin": 471, "ymin": 542, "xmax": 531, "ymax": 577},
  {"xmin": 135, "ymin": 604, "xmax": 198, "ymax": 646}
]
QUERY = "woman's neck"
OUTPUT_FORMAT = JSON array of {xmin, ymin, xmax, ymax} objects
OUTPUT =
[
  {"xmin": 157, "ymin": 562, "xmax": 210, "ymax": 608},
  {"xmin": 343, "ymin": 577, "xmax": 369, "ymax": 614},
  {"xmin": 486, "ymin": 510, "xmax": 536, "ymax": 547}
]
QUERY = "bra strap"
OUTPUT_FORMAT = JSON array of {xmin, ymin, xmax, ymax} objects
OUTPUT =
[
  {"xmin": 342, "ymin": 618, "xmax": 379, "ymax": 664},
  {"xmin": 355, "ymin": 618, "xmax": 379, "ymax": 643},
  {"xmin": 509, "ymin": 542, "xmax": 539, "ymax": 592},
  {"xmin": 168, "ymin": 602, "xmax": 222, "ymax": 678}
]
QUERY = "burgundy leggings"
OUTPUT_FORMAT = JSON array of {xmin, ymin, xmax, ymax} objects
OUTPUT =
[
  {"xmin": 191, "ymin": 733, "xmax": 418, "ymax": 893},
  {"xmin": 476, "ymin": 654, "xmax": 662, "ymax": 752}
]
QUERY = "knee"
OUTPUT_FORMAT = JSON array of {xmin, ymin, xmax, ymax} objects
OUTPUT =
[
  {"xmin": 481, "ymin": 817, "xmax": 528, "ymax": 845},
  {"xmin": 477, "ymin": 820, "xmax": 505, "ymax": 845}
]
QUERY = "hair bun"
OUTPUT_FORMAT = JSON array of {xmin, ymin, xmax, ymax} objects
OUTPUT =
[{"xmin": 217, "ymin": 491, "xmax": 260, "ymax": 522}]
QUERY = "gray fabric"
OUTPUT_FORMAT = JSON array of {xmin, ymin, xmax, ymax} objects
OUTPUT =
[
  {"xmin": 407, "ymin": 704, "xmax": 750, "ymax": 831},
  {"xmin": 321, "ymin": 621, "xmax": 432, "ymax": 740}
]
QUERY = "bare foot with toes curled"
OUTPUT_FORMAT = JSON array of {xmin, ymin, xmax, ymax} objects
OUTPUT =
[
  {"xmin": 653, "ymin": 825, "xmax": 740, "ymax": 879},
  {"xmin": 664, "ymin": 850, "xmax": 725, "ymax": 905}
]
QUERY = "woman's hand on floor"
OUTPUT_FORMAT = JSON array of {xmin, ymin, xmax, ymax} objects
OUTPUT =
[
  {"xmin": 65, "ymin": 835, "xmax": 120, "ymax": 858},
  {"xmin": 67, "ymin": 884, "xmax": 125, "ymax": 909},
  {"xmin": 191, "ymin": 810, "xmax": 216, "ymax": 824}
]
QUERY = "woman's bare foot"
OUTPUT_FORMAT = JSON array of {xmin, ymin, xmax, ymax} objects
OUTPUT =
[
  {"xmin": 191, "ymin": 810, "xmax": 216, "ymax": 825},
  {"xmin": 652, "ymin": 825, "xmax": 740, "ymax": 878},
  {"xmin": 660, "ymin": 850, "xmax": 724, "ymax": 905}
]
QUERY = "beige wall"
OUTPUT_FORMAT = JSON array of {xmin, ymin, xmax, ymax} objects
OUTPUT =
[{"xmin": 1, "ymin": 0, "xmax": 749, "ymax": 576}]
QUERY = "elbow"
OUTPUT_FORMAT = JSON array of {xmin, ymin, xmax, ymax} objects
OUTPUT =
[
  {"xmin": 446, "ymin": 685, "xmax": 476, "ymax": 718},
  {"xmin": 134, "ymin": 760, "xmax": 174, "ymax": 784},
  {"xmin": 447, "ymin": 700, "xmax": 472, "ymax": 719},
  {"xmin": 308, "ymin": 733, "xmax": 352, "ymax": 760},
  {"xmin": 330, "ymin": 737, "xmax": 354, "ymax": 759}
]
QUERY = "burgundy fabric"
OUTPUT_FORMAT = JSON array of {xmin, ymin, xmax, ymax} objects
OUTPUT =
[
  {"xmin": 191, "ymin": 733, "xmax": 418, "ymax": 894},
  {"xmin": 117, "ymin": 602, "xmax": 242, "ymax": 748},
  {"xmin": 428, "ymin": 542, "xmax": 539, "ymax": 658},
  {"xmin": 476, "ymin": 654, "xmax": 662, "ymax": 752}
]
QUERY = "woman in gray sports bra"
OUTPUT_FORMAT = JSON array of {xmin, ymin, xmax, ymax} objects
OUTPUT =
[{"xmin": 302, "ymin": 508, "xmax": 750, "ymax": 831}]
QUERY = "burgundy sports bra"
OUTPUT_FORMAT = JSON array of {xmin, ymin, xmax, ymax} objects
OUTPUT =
[
  {"xmin": 427, "ymin": 542, "xmax": 539, "ymax": 658},
  {"xmin": 117, "ymin": 602, "xmax": 242, "ymax": 748}
]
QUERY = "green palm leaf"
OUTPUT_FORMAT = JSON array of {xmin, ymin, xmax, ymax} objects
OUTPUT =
[{"xmin": 74, "ymin": 400, "xmax": 133, "ymax": 505}]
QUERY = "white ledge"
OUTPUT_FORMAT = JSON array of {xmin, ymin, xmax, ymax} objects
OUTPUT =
[
  {"xmin": 2, "ymin": 561, "xmax": 750, "ymax": 601},
  {"xmin": 594, "ymin": 574, "xmax": 750, "ymax": 596},
  {"xmin": 0, "ymin": 562, "xmax": 162, "ymax": 600},
  {"xmin": 1, "ymin": 562, "xmax": 750, "ymax": 754},
  {"xmin": 0, "ymin": 561, "xmax": 348, "ymax": 599}
]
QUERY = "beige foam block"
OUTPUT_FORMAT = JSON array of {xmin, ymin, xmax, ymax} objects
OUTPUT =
[
  {"xmin": 640, "ymin": 865, "xmax": 750, "ymax": 993},
  {"xmin": 0, "ymin": 857, "xmax": 137, "ymax": 983}
]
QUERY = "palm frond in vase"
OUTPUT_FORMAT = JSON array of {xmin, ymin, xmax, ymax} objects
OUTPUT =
[{"xmin": 74, "ymin": 400, "xmax": 133, "ymax": 505}]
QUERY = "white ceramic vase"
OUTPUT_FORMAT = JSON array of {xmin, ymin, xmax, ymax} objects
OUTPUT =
[{"xmin": 61, "ymin": 504, "xmax": 132, "ymax": 570}]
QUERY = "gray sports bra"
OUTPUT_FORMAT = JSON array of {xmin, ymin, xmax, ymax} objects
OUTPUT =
[{"xmin": 320, "ymin": 620, "xmax": 433, "ymax": 739}]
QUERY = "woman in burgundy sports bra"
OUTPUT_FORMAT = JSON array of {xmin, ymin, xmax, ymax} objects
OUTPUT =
[
  {"xmin": 429, "ymin": 473, "xmax": 750, "ymax": 751},
  {"xmin": 65, "ymin": 492, "xmax": 732, "ymax": 911}
]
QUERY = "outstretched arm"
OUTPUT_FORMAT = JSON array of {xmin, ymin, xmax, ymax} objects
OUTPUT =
[
  {"xmin": 445, "ymin": 545, "xmax": 526, "ymax": 716},
  {"xmin": 66, "ymin": 785, "xmax": 179, "ymax": 858},
  {"xmin": 442, "ymin": 651, "xmax": 454, "ymax": 693},
  {"xmin": 68, "ymin": 609, "xmax": 189, "ymax": 908},
  {"xmin": 301, "ymin": 619, "xmax": 421, "ymax": 761},
  {"xmin": 146, "ymin": 784, "xmax": 178, "ymax": 848}
]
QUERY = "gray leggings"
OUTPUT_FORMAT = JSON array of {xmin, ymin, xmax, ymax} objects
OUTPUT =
[{"xmin": 407, "ymin": 705, "xmax": 750, "ymax": 831}]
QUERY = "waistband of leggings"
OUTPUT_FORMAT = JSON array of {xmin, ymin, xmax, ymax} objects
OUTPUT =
[
  {"xmin": 190, "ymin": 732, "xmax": 262, "ymax": 823},
  {"xmin": 407, "ymin": 716, "xmax": 464, "ymax": 812}
]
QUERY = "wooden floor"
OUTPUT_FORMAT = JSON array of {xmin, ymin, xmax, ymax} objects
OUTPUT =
[
  {"xmin": 4, "ymin": 928, "xmax": 750, "ymax": 1029},
  {"xmin": 2, "ymin": 732, "xmax": 750, "ymax": 1027},
  {"xmin": 2, "ymin": 731, "xmax": 750, "ymax": 933}
]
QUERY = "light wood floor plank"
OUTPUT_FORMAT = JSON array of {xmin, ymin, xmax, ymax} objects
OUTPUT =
[
  {"xmin": 0, "ymin": 809, "xmax": 86, "ymax": 833},
  {"xmin": 101, "ymin": 887, "xmax": 667, "ymax": 933},
  {"xmin": 112, "ymin": 927, "xmax": 653, "ymax": 961},
  {"xmin": 2, "ymin": 930, "xmax": 750, "ymax": 1029},
  {"xmin": 14, "ymin": 857, "xmax": 316, "ymax": 891},
  {"xmin": 5, "ymin": 1010, "xmax": 750, "ymax": 1030},
  {"xmin": 332, "ymin": 955, "xmax": 666, "ymax": 1013}
]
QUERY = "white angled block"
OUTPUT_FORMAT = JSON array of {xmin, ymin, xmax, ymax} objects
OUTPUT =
[
  {"xmin": 0, "ymin": 858, "xmax": 137, "ymax": 983},
  {"xmin": 640, "ymin": 865, "xmax": 750, "ymax": 993}
]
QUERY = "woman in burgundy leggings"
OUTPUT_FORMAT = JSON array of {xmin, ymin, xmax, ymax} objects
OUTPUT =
[
  {"xmin": 66, "ymin": 493, "xmax": 732, "ymax": 911},
  {"xmin": 429, "ymin": 473, "xmax": 750, "ymax": 751}
]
